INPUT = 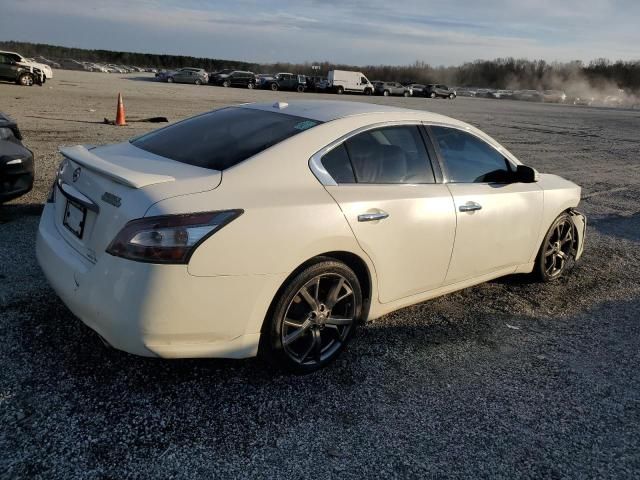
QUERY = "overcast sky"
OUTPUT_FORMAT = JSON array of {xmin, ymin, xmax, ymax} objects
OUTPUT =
[{"xmin": 2, "ymin": 0, "xmax": 639, "ymax": 66}]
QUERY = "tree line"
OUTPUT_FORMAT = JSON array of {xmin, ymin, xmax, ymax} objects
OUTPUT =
[{"xmin": 2, "ymin": 40, "xmax": 639, "ymax": 92}]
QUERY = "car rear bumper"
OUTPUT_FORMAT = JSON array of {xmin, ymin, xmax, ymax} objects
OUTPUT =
[{"xmin": 36, "ymin": 203, "xmax": 285, "ymax": 359}]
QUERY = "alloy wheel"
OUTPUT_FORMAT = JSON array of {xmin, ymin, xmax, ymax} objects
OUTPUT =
[
  {"xmin": 281, "ymin": 273, "xmax": 356, "ymax": 366},
  {"xmin": 543, "ymin": 218, "xmax": 576, "ymax": 278}
]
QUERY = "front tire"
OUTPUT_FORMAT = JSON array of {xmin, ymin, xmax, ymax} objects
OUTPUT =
[
  {"xmin": 449, "ymin": 93, "xmax": 455, "ymax": 99},
  {"xmin": 222, "ymin": 80, "xmax": 230, "ymax": 87},
  {"xmin": 534, "ymin": 213, "xmax": 578, "ymax": 282},
  {"xmin": 270, "ymin": 83, "xmax": 278, "ymax": 91},
  {"xmin": 336, "ymin": 86, "xmax": 344, "ymax": 95},
  {"xmin": 383, "ymin": 90, "xmax": 390, "ymax": 97},
  {"xmin": 263, "ymin": 260, "xmax": 362, "ymax": 374},
  {"xmin": 17, "ymin": 73, "xmax": 34, "ymax": 86},
  {"xmin": 194, "ymin": 79, "xmax": 202, "ymax": 86},
  {"xmin": 430, "ymin": 92, "xmax": 436, "ymax": 98},
  {"xmin": 167, "ymin": 77, "xmax": 174, "ymax": 83}
]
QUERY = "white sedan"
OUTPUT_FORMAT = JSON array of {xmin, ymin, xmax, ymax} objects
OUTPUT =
[{"xmin": 37, "ymin": 101, "xmax": 586, "ymax": 373}]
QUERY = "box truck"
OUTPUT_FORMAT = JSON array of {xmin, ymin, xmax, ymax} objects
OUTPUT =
[{"xmin": 328, "ymin": 70, "xmax": 374, "ymax": 95}]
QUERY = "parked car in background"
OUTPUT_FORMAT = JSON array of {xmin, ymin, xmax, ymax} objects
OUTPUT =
[
  {"xmin": 571, "ymin": 95, "xmax": 596, "ymax": 106},
  {"xmin": 36, "ymin": 101, "xmax": 586, "ymax": 373},
  {"xmin": 166, "ymin": 68, "xmax": 208, "ymax": 85},
  {"xmin": 487, "ymin": 90, "xmax": 514, "ymax": 99},
  {"xmin": 543, "ymin": 90, "xmax": 567, "ymax": 103},
  {"xmin": 328, "ymin": 70, "xmax": 374, "ymax": 95},
  {"xmin": 0, "ymin": 52, "xmax": 45, "ymax": 86},
  {"xmin": 0, "ymin": 113, "xmax": 34, "ymax": 203},
  {"xmin": 374, "ymin": 81, "xmax": 411, "ymax": 97},
  {"xmin": 213, "ymin": 70, "xmax": 257, "ymax": 88},
  {"xmin": 513, "ymin": 90, "xmax": 544, "ymax": 102},
  {"xmin": 408, "ymin": 84, "xmax": 427, "ymax": 96},
  {"xmin": 33, "ymin": 56, "xmax": 60, "ymax": 69},
  {"xmin": 260, "ymin": 73, "xmax": 307, "ymax": 92},
  {"xmin": 426, "ymin": 84, "xmax": 456, "ymax": 99},
  {"xmin": 455, "ymin": 87, "xmax": 477, "ymax": 97}
]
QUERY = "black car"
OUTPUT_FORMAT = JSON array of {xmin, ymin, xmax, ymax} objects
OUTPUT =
[
  {"xmin": 0, "ymin": 52, "xmax": 44, "ymax": 86},
  {"xmin": 260, "ymin": 73, "xmax": 307, "ymax": 92},
  {"xmin": 212, "ymin": 70, "xmax": 256, "ymax": 88},
  {"xmin": 0, "ymin": 113, "xmax": 34, "ymax": 203},
  {"xmin": 408, "ymin": 84, "xmax": 427, "ymax": 97},
  {"xmin": 426, "ymin": 84, "xmax": 456, "ymax": 99}
]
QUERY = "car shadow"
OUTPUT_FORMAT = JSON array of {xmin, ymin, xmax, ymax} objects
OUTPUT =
[
  {"xmin": 0, "ymin": 202, "xmax": 43, "ymax": 223},
  {"xmin": 590, "ymin": 212, "xmax": 640, "ymax": 243}
]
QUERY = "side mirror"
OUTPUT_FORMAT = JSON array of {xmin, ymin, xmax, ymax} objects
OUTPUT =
[{"xmin": 515, "ymin": 165, "xmax": 537, "ymax": 183}]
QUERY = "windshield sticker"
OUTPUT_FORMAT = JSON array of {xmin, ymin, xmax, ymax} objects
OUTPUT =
[{"xmin": 293, "ymin": 120, "xmax": 318, "ymax": 131}]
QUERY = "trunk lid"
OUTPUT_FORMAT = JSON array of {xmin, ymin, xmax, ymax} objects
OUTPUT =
[{"xmin": 54, "ymin": 142, "xmax": 221, "ymax": 263}]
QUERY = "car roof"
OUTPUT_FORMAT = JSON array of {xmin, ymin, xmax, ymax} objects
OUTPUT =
[{"xmin": 240, "ymin": 100, "xmax": 451, "ymax": 123}]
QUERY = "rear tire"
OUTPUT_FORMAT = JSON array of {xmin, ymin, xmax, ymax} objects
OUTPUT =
[
  {"xmin": 383, "ymin": 90, "xmax": 390, "ymax": 97},
  {"xmin": 296, "ymin": 85, "xmax": 305, "ymax": 93},
  {"xmin": 534, "ymin": 212, "xmax": 577, "ymax": 282},
  {"xmin": 222, "ymin": 80, "xmax": 230, "ymax": 87},
  {"xmin": 403, "ymin": 91, "xmax": 410, "ymax": 97},
  {"xmin": 262, "ymin": 259, "xmax": 362, "ymax": 374},
  {"xmin": 449, "ymin": 93, "xmax": 455, "ymax": 99},
  {"xmin": 430, "ymin": 92, "xmax": 436, "ymax": 98},
  {"xmin": 247, "ymin": 82, "xmax": 254, "ymax": 89},
  {"xmin": 167, "ymin": 77, "xmax": 174, "ymax": 83}
]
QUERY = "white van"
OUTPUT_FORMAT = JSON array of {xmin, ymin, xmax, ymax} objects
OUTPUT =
[{"xmin": 328, "ymin": 70, "xmax": 374, "ymax": 95}]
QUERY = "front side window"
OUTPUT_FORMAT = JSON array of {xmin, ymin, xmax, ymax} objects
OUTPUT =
[
  {"xmin": 321, "ymin": 125, "xmax": 435, "ymax": 184},
  {"xmin": 132, "ymin": 107, "xmax": 321, "ymax": 171},
  {"xmin": 431, "ymin": 126, "xmax": 513, "ymax": 183}
]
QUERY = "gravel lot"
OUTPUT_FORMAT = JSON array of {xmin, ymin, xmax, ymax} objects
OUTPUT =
[{"xmin": 1, "ymin": 71, "xmax": 639, "ymax": 479}]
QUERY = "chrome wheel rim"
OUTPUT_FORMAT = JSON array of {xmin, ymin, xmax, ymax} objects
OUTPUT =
[
  {"xmin": 22, "ymin": 75, "xmax": 33, "ymax": 86},
  {"xmin": 544, "ymin": 218, "xmax": 575, "ymax": 278},
  {"xmin": 282, "ymin": 273, "xmax": 356, "ymax": 366}
]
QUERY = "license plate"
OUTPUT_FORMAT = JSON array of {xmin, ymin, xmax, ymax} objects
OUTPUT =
[{"xmin": 63, "ymin": 200, "xmax": 87, "ymax": 238}]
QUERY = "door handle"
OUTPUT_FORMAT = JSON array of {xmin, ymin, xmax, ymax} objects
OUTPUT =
[
  {"xmin": 459, "ymin": 201, "xmax": 482, "ymax": 212},
  {"xmin": 358, "ymin": 211, "xmax": 389, "ymax": 222}
]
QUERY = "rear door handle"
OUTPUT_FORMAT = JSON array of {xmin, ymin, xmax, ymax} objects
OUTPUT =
[
  {"xmin": 459, "ymin": 201, "xmax": 482, "ymax": 212},
  {"xmin": 358, "ymin": 211, "xmax": 389, "ymax": 222}
]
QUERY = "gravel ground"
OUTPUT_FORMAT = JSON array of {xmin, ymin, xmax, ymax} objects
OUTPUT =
[{"xmin": 1, "ymin": 71, "xmax": 639, "ymax": 479}]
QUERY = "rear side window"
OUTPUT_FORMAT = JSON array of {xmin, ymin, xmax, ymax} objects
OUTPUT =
[
  {"xmin": 431, "ymin": 126, "xmax": 513, "ymax": 183},
  {"xmin": 321, "ymin": 144, "xmax": 356, "ymax": 183},
  {"xmin": 132, "ymin": 107, "xmax": 321, "ymax": 171},
  {"xmin": 345, "ymin": 126, "xmax": 435, "ymax": 184}
]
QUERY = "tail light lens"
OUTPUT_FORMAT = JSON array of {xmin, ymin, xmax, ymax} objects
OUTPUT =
[{"xmin": 106, "ymin": 210, "xmax": 242, "ymax": 264}]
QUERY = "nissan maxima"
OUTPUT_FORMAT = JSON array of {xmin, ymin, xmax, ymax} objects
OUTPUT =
[{"xmin": 36, "ymin": 101, "xmax": 586, "ymax": 373}]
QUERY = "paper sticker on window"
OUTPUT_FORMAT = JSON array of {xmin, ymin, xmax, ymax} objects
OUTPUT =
[{"xmin": 294, "ymin": 120, "xmax": 318, "ymax": 131}]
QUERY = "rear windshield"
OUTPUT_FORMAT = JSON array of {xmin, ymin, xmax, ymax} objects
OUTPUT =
[{"xmin": 131, "ymin": 107, "xmax": 321, "ymax": 171}]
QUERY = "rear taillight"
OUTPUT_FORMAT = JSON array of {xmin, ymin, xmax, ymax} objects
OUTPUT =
[{"xmin": 106, "ymin": 210, "xmax": 242, "ymax": 264}]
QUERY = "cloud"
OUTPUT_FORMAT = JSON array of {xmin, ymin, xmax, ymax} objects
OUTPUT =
[{"xmin": 2, "ymin": 0, "xmax": 639, "ymax": 65}]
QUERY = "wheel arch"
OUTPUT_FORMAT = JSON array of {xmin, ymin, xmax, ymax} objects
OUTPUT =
[{"xmin": 259, "ymin": 250, "xmax": 373, "ymax": 336}]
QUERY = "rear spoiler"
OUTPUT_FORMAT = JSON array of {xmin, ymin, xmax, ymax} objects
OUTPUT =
[{"xmin": 60, "ymin": 145, "xmax": 174, "ymax": 189}]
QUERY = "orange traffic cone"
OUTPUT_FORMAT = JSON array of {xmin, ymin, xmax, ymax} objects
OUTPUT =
[{"xmin": 115, "ymin": 93, "xmax": 126, "ymax": 126}]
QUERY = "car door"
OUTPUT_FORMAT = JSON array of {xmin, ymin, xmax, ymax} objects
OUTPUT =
[
  {"xmin": 0, "ymin": 54, "xmax": 10, "ymax": 80},
  {"xmin": 317, "ymin": 124, "xmax": 457, "ymax": 303},
  {"xmin": 427, "ymin": 125, "xmax": 544, "ymax": 284}
]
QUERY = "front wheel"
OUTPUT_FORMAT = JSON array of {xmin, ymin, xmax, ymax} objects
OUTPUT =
[
  {"xmin": 534, "ymin": 213, "xmax": 578, "ymax": 282},
  {"xmin": 363, "ymin": 88, "xmax": 372, "ymax": 96},
  {"xmin": 17, "ymin": 73, "xmax": 34, "ymax": 86},
  {"xmin": 167, "ymin": 77, "xmax": 174, "ymax": 83},
  {"xmin": 336, "ymin": 86, "xmax": 344, "ymax": 95},
  {"xmin": 222, "ymin": 80, "xmax": 230, "ymax": 87},
  {"xmin": 403, "ymin": 91, "xmax": 410, "ymax": 97},
  {"xmin": 247, "ymin": 82, "xmax": 254, "ymax": 89},
  {"xmin": 296, "ymin": 85, "xmax": 305, "ymax": 93},
  {"xmin": 383, "ymin": 90, "xmax": 390, "ymax": 97},
  {"xmin": 270, "ymin": 83, "xmax": 278, "ymax": 91},
  {"xmin": 449, "ymin": 93, "xmax": 455, "ymax": 99},
  {"xmin": 194, "ymin": 79, "xmax": 202, "ymax": 85},
  {"xmin": 430, "ymin": 92, "xmax": 436, "ymax": 98},
  {"xmin": 263, "ymin": 260, "xmax": 362, "ymax": 373}
]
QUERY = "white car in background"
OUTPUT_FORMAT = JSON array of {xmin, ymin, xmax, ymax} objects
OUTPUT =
[
  {"xmin": 36, "ymin": 101, "xmax": 586, "ymax": 373},
  {"xmin": 0, "ymin": 50, "xmax": 53, "ymax": 79}
]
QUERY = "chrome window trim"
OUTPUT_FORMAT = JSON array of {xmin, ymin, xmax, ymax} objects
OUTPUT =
[{"xmin": 308, "ymin": 120, "xmax": 426, "ymax": 187}]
